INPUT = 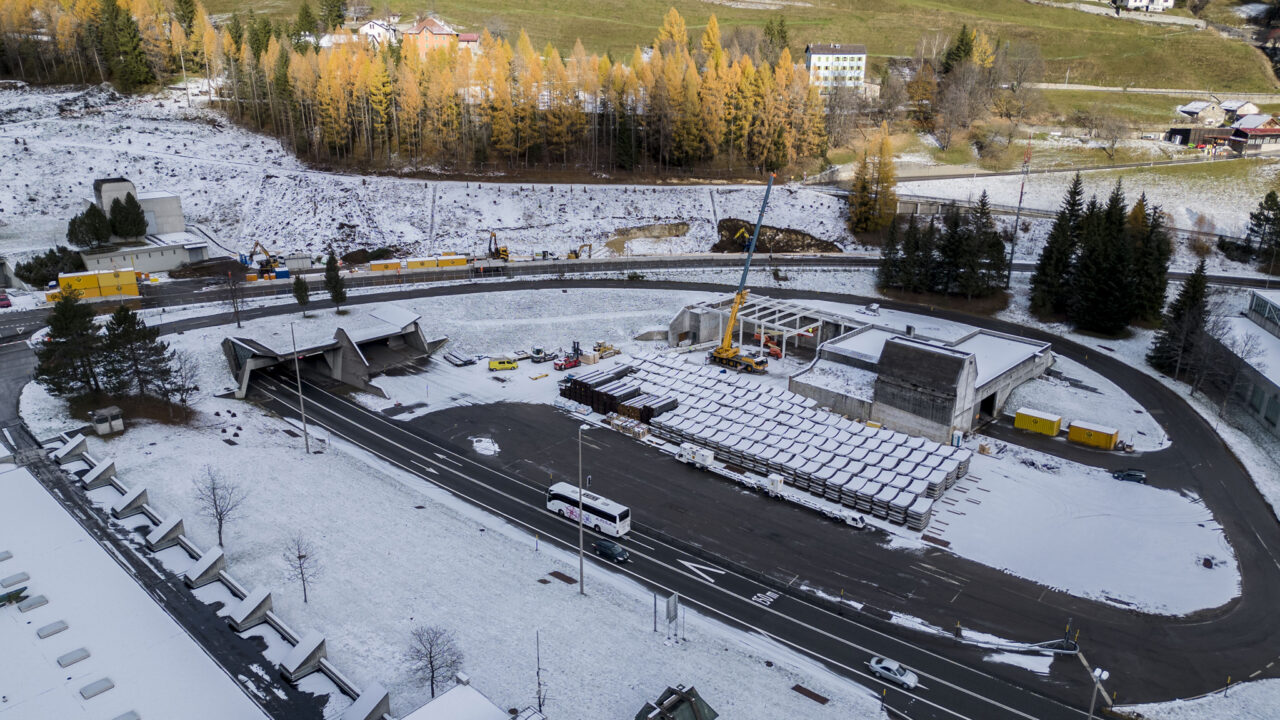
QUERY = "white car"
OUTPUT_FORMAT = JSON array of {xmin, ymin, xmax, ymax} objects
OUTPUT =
[{"xmin": 867, "ymin": 656, "xmax": 919, "ymax": 690}]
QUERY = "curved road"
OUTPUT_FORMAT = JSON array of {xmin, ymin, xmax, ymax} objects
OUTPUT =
[{"xmin": 5, "ymin": 273, "xmax": 1280, "ymax": 710}]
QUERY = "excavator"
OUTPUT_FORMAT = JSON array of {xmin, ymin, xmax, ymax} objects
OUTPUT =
[
  {"xmin": 242, "ymin": 241, "xmax": 280, "ymax": 272},
  {"xmin": 487, "ymin": 231, "xmax": 510, "ymax": 261},
  {"xmin": 567, "ymin": 243, "xmax": 592, "ymax": 260},
  {"xmin": 708, "ymin": 173, "xmax": 774, "ymax": 375}
]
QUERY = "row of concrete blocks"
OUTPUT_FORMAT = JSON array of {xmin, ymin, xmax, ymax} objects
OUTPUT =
[{"xmin": 54, "ymin": 433, "xmax": 392, "ymax": 720}]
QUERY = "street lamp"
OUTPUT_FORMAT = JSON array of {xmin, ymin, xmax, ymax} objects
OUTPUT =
[
  {"xmin": 1087, "ymin": 667, "xmax": 1109, "ymax": 720},
  {"xmin": 577, "ymin": 423, "xmax": 591, "ymax": 596},
  {"xmin": 290, "ymin": 322, "xmax": 310, "ymax": 454}
]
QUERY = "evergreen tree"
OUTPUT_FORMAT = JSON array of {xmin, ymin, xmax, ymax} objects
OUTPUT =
[
  {"xmin": 102, "ymin": 304, "xmax": 175, "ymax": 398},
  {"xmin": 174, "ymin": 0, "xmax": 197, "ymax": 35},
  {"xmin": 935, "ymin": 204, "xmax": 970, "ymax": 295},
  {"xmin": 1069, "ymin": 199, "xmax": 1133, "ymax": 335},
  {"xmin": 1128, "ymin": 195, "xmax": 1172, "ymax": 324},
  {"xmin": 293, "ymin": 2, "xmax": 318, "ymax": 47},
  {"xmin": 969, "ymin": 191, "xmax": 1008, "ymax": 296},
  {"xmin": 35, "ymin": 290, "xmax": 103, "ymax": 398},
  {"xmin": 66, "ymin": 215, "xmax": 93, "ymax": 249},
  {"xmin": 319, "ymin": 0, "xmax": 346, "ymax": 32},
  {"xmin": 870, "ymin": 122, "xmax": 897, "ymax": 230},
  {"xmin": 324, "ymin": 253, "xmax": 346, "ymax": 310},
  {"xmin": 110, "ymin": 192, "xmax": 148, "ymax": 238},
  {"xmin": 111, "ymin": 10, "xmax": 155, "ymax": 91},
  {"xmin": 1247, "ymin": 190, "xmax": 1280, "ymax": 268},
  {"xmin": 847, "ymin": 154, "xmax": 875, "ymax": 233},
  {"xmin": 900, "ymin": 216, "xmax": 938, "ymax": 294},
  {"xmin": 877, "ymin": 218, "xmax": 903, "ymax": 289},
  {"xmin": 83, "ymin": 203, "xmax": 112, "ymax": 246},
  {"xmin": 1029, "ymin": 174, "xmax": 1085, "ymax": 316},
  {"xmin": 941, "ymin": 25, "xmax": 973, "ymax": 74},
  {"xmin": 293, "ymin": 275, "xmax": 311, "ymax": 316},
  {"xmin": 1147, "ymin": 259, "xmax": 1209, "ymax": 379}
]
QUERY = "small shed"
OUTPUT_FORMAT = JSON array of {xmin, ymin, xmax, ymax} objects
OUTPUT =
[
  {"xmin": 1067, "ymin": 420, "xmax": 1118, "ymax": 450},
  {"xmin": 1014, "ymin": 407, "xmax": 1062, "ymax": 437},
  {"xmin": 91, "ymin": 406, "xmax": 124, "ymax": 435}
]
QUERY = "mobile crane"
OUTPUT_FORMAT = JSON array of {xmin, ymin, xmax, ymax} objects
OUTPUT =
[{"xmin": 708, "ymin": 174, "xmax": 774, "ymax": 374}]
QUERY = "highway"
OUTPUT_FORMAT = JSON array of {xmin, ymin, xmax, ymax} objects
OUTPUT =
[{"xmin": 251, "ymin": 367, "xmax": 1084, "ymax": 720}]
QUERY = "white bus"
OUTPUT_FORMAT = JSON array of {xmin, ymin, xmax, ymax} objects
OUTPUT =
[{"xmin": 546, "ymin": 482, "xmax": 632, "ymax": 537}]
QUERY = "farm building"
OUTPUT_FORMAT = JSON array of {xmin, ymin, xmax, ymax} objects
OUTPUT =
[{"xmin": 668, "ymin": 295, "xmax": 1053, "ymax": 442}]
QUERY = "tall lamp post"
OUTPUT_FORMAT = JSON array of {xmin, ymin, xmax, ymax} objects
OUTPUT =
[
  {"xmin": 1087, "ymin": 667, "xmax": 1109, "ymax": 720},
  {"xmin": 577, "ymin": 423, "xmax": 591, "ymax": 595},
  {"xmin": 290, "ymin": 323, "xmax": 311, "ymax": 454}
]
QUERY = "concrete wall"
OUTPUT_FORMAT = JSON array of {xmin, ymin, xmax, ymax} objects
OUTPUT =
[
  {"xmin": 95, "ymin": 180, "xmax": 137, "ymax": 212},
  {"xmin": 140, "ymin": 196, "xmax": 185, "ymax": 235},
  {"xmin": 82, "ymin": 244, "xmax": 207, "ymax": 274},
  {"xmin": 789, "ymin": 373, "xmax": 872, "ymax": 420}
]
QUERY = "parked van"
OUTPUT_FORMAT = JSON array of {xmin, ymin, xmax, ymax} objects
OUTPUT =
[{"xmin": 488, "ymin": 357, "xmax": 518, "ymax": 371}]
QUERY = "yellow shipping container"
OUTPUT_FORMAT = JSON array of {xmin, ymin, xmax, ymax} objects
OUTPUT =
[
  {"xmin": 245, "ymin": 273, "xmax": 258, "ymax": 282},
  {"xmin": 1067, "ymin": 421, "xmax": 1119, "ymax": 450},
  {"xmin": 58, "ymin": 271, "xmax": 100, "ymax": 291},
  {"xmin": 370, "ymin": 261, "xmax": 401, "ymax": 272},
  {"xmin": 46, "ymin": 291, "xmax": 62, "ymax": 302},
  {"xmin": 436, "ymin": 255, "xmax": 468, "ymax": 267},
  {"xmin": 78, "ymin": 286, "xmax": 101, "ymax": 299},
  {"xmin": 1014, "ymin": 408, "xmax": 1062, "ymax": 437},
  {"xmin": 101, "ymin": 284, "xmax": 140, "ymax": 297},
  {"xmin": 406, "ymin": 257, "xmax": 437, "ymax": 269}
]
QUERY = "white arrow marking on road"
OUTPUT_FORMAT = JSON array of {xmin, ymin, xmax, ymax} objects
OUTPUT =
[{"xmin": 679, "ymin": 559, "xmax": 727, "ymax": 584}]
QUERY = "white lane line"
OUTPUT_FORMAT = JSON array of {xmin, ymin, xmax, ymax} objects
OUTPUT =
[
  {"xmin": 410, "ymin": 459, "xmax": 439, "ymax": 474},
  {"xmin": 679, "ymin": 559, "xmax": 727, "ymax": 584},
  {"xmin": 258, "ymin": 377, "xmax": 1066, "ymax": 720}
]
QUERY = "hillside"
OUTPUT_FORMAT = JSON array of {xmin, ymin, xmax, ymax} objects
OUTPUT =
[{"xmin": 201, "ymin": 0, "xmax": 1279, "ymax": 92}]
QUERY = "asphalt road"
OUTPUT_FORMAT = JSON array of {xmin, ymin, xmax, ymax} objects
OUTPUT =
[
  {"xmin": 251, "ymin": 368, "xmax": 1083, "ymax": 720},
  {"xmin": 6, "ymin": 273, "xmax": 1280, "ymax": 713}
]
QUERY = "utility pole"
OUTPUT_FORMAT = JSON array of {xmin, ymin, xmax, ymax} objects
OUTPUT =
[
  {"xmin": 1007, "ymin": 140, "xmax": 1032, "ymax": 289},
  {"xmin": 577, "ymin": 423, "xmax": 589, "ymax": 595},
  {"xmin": 290, "ymin": 323, "xmax": 310, "ymax": 454}
]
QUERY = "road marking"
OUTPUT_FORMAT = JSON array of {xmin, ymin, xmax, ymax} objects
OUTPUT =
[
  {"xmin": 752, "ymin": 590, "xmax": 781, "ymax": 607},
  {"xmin": 410, "ymin": 459, "xmax": 438, "ymax": 474},
  {"xmin": 254, "ymin": 375, "xmax": 1066, "ymax": 720},
  {"xmin": 679, "ymin": 559, "xmax": 727, "ymax": 584},
  {"xmin": 433, "ymin": 453, "xmax": 461, "ymax": 466}
]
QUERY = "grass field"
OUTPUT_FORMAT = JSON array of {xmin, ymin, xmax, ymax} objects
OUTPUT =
[{"xmin": 204, "ymin": 0, "xmax": 1280, "ymax": 92}]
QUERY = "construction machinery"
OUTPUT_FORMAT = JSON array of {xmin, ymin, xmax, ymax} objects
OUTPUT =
[
  {"xmin": 708, "ymin": 174, "xmax": 774, "ymax": 374},
  {"xmin": 554, "ymin": 341, "xmax": 582, "ymax": 371},
  {"xmin": 241, "ymin": 241, "xmax": 280, "ymax": 273},
  {"xmin": 752, "ymin": 332, "xmax": 783, "ymax": 359},
  {"xmin": 487, "ymin": 231, "xmax": 510, "ymax": 262},
  {"xmin": 593, "ymin": 340, "xmax": 620, "ymax": 359},
  {"xmin": 567, "ymin": 243, "xmax": 592, "ymax": 260},
  {"xmin": 530, "ymin": 347, "xmax": 559, "ymax": 363}
]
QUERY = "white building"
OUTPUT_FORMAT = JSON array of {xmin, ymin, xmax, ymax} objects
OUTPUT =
[
  {"xmin": 1121, "ymin": 0, "xmax": 1174, "ymax": 11},
  {"xmin": 804, "ymin": 43, "xmax": 867, "ymax": 94},
  {"xmin": 356, "ymin": 19, "xmax": 399, "ymax": 47}
]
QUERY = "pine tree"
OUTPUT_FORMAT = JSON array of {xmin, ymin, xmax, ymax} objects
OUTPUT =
[
  {"xmin": 941, "ymin": 25, "xmax": 973, "ymax": 74},
  {"xmin": 847, "ymin": 154, "xmax": 875, "ymax": 233},
  {"xmin": 870, "ymin": 122, "xmax": 897, "ymax": 231},
  {"xmin": 937, "ymin": 205, "xmax": 976, "ymax": 296},
  {"xmin": 111, "ymin": 9, "xmax": 154, "ymax": 91},
  {"xmin": 1070, "ymin": 199, "xmax": 1133, "ymax": 335},
  {"xmin": 877, "ymin": 218, "xmax": 903, "ymax": 289},
  {"xmin": 102, "ymin": 304, "xmax": 175, "ymax": 398},
  {"xmin": 66, "ymin": 215, "xmax": 93, "ymax": 249},
  {"xmin": 293, "ymin": 275, "xmax": 311, "ymax": 316},
  {"xmin": 1247, "ymin": 190, "xmax": 1280, "ymax": 269},
  {"xmin": 1128, "ymin": 195, "xmax": 1172, "ymax": 324},
  {"xmin": 1029, "ymin": 174, "xmax": 1085, "ymax": 316},
  {"xmin": 319, "ymin": 0, "xmax": 346, "ymax": 32},
  {"xmin": 1148, "ymin": 259, "xmax": 1209, "ymax": 379},
  {"xmin": 293, "ymin": 2, "xmax": 318, "ymax": 47},
  {"xmin": 324, "ymin": 253, "xmax": 346, "ymax": 310},
  {"xmin": 35, "ymin": 290, "xmax": 103, "ymax": 398},
  {"xmin": 174, "ymin": 0, "xmax": 196, "ymax": 35},
  {"xmin": 970, "ymin": 191, "xmax": 1007, "ymax": 296},
  {"xmin": 110, "ymin": 192, "xmax": 147, "ymax": 238},
  {"xmin": 900, "ymin": 216, "xmax": 938, "ymax": 294}
]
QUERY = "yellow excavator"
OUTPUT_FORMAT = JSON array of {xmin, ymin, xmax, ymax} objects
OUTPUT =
[
  {"xmin": 567, "ymin": 243, "xmax": 592, "ymax": 260},
  {"xmin": 244, "ymin": 241, "xmax": 279, "ymax": 272},
  {"xmin": 487, "ymin": 231, "xmax": 510, "ymax": 261},
  {"xmin": 708, "ymin": 173, "xmax": 774, "ymax": 375}
]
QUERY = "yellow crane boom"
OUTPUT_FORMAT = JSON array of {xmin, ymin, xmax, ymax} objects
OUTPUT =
[{"xmin": 709, "ymin": 174, "xmax": 775, "ymax": 374}]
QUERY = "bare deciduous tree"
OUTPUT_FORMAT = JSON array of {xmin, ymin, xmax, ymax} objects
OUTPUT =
[
  {"xmin": 283, "ymin": 533, "xmax": 322, "ymax": 603},
  {"xmin": 1094, "ymin": 112, "xmax": 1127, "ymax": 161},
  {"xmin": 824, "ymin": 84, "xmax": 864, "ymax": 147},
  {"xmin": 407, "ymin": 625, "xmax": 464, "ymax": 698},
  {"xmin": 165, "ymin": 349, "xmax": 200, "ymax": 405},
  {"xmin": 194, "ymin": 466, "xmax": 247, "ymax": 547}
]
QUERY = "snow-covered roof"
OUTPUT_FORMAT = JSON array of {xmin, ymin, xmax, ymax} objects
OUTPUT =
[
  {"xmin": 136, "ymin": 190, "xmax": 178, "ymax": 201},
  {"xmin": 1177, "ymin": 101, "xmax": 1216, "ymax": 115},
  {"xmin": 1016, "ymin": 407, "xmax": 1062, "ymax": 422},
  {"xmin": 830, "ymin": 326, "xmax": 900, "ymax": 363},
  {"xmin": 952, "ymin": 332, "xmax": 1046, "ymax": 388},
  {"xmin": 1069, "ymin": 420, "xmax": 1118, "ymax": 435},
  {"xmin": 797, "ymin": 359, "xmax": 878, "ymax": 400},
  {"xmin": 0, "ymin": 466, "xmax": 267, "ymax": 720},
  {"xmin": 399, "ymin": 682, "xmax": 508, "ymax": 720},
  {"xmin": 1224, "ymin": 315, "xmax": 1280, "ymax": 387}
]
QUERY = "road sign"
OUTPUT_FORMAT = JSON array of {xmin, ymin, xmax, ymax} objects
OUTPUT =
[{"xmin": 666, "ymin": 593, "xmax": 679, "ymax": 624}]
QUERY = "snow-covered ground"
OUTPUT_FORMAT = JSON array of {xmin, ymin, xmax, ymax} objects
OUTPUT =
[
  {"xmin": 1006, "ymin": 353, "xmax": 1170, "ymax": 452},
  {"xmin": 900, "ymin": 160, "xmax": 1280, "ymax": 239},
  {"xmin": 1125, "ymin": 678, "xmax": 1280, "ymax": 719},
  {"xmin": 0, "ymin": 464, "xmax": 270, "ymax": 720},
  {"xmin": 0, "ymin": 85, "xmax": 855, "ymax": 264}
]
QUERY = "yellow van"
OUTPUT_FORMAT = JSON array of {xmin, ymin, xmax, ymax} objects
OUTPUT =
[{"xmin": 488, "ymin": 357, "xmax": 518, "ymax": 372}]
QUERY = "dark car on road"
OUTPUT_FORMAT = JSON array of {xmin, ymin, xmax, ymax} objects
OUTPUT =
[
  {"xmin": 1112, "ymin": 469, "xmax": 1147, "ymax": 484},
  {"xmin": 592, "ymin": 539, "xmax": 631, "ymax": 563}
]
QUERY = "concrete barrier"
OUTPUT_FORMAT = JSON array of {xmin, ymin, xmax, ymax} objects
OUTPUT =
[
  {"xmin": 109, "ymin": 485, "xmax": 148, "ymax": 519},
  {"xmin": 227, "ymin": 587, "xmax": 272, "ymax": 632},
  {"xmin": 144, "ymin": 517, "xmax": 184, "ymax": 551},
  {"xmin": 82, "ymin": 459, "xmax": 116, "ymax": 489},
  {"xmin": 342, "ymin": 682, "xmax": 390, "ymax": 720},
  {"xmin": 183, "ymin": 547, "xmax": 225, "ymax": 588},
  {"xmin": 52, "ymin": 434, "xmax": 86, "ymax": 462},
  {"xmin": 281, "ymin": 630, "xmax": 326, "ymax": 682}
]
